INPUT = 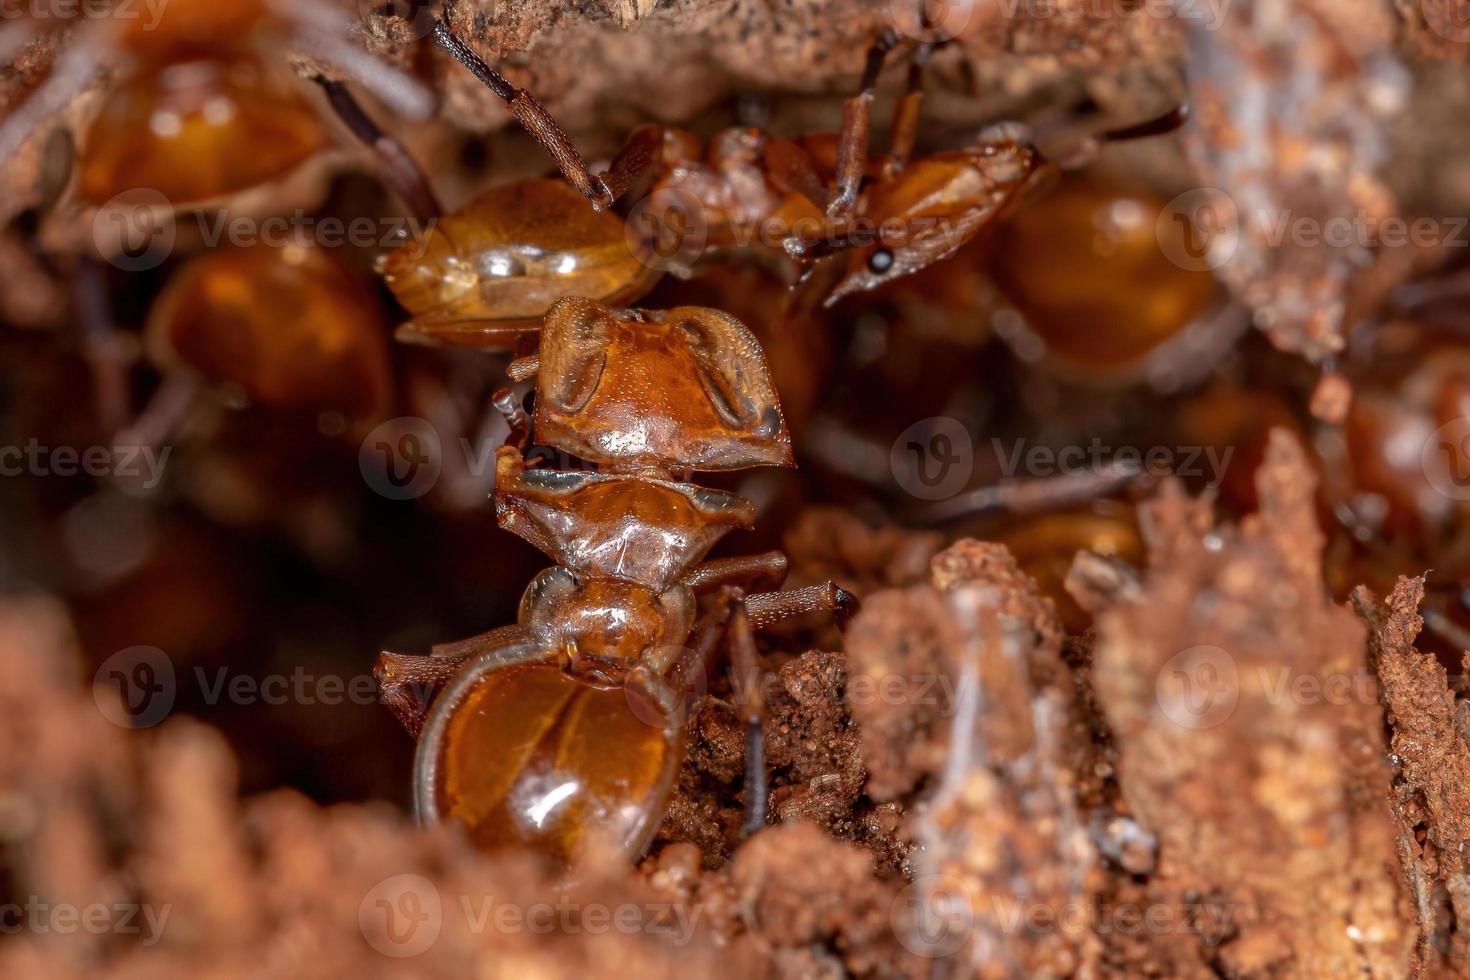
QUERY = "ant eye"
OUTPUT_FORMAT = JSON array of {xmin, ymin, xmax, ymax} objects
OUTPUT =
[{"xmin": 867, "ymin": 248, "xmax": 895, "ymax": 274}]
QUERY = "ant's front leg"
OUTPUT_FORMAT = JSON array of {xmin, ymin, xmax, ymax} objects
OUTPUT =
[
  {"xmin": 886, "ymin": 39, "xmax": 948, "ymax": 175},
  {"xmin": 598, "ymin": 124, "xmax": 672, "ymax": 205},
  {"xmin": 433, "ymin": 21, "xmax": 615, "ymax": 210},
  {"xmin": 726, "ymin": 581, "xmax": 858, "ymax": 835},
  {"xmin": 684, "ymin": 551, "xmax": 790, "ymax": 594},
  {"xmin": 830, "ymin": 27, "xmax": 905, "ymax": 220}
]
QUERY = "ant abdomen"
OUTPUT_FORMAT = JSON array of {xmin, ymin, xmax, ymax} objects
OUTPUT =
[
  {"xmin": 378, "ymin": 180, "xmax": 657, "ymax": 348},
  {"xmin": 418, "ymin": 649, "xmax": 681, "ymax": 865}
]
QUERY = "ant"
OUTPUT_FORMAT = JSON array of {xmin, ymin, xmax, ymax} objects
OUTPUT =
[
  {"xmin": 0, "ymin": 0, "xmax": 433, "ymax": 209},
  {"xmin": 374, "ymin": 297, "xmax": 858, "ymax": 866},
  {"xmin": 367, "ymin": 20, "xmax": 1186, "ymax": 348}
]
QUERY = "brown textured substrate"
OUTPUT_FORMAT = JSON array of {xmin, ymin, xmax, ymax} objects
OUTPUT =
[{"xmin": 6, "ymin": 434, "xmax": 1470, "ymax": 976}]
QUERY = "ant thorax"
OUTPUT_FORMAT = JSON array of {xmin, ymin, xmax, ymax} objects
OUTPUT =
[{"xmin": 490, "ymin": 297, "xmax": 793, "ymax": 683}]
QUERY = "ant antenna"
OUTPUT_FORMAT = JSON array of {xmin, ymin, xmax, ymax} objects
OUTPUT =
[
  {"xmin": 432, "ymin": 20, "xmax": 614, "ymax": 210},
  {"xmin": 1097, "ymin": 104, "xmax": 1190, "ymax": 143},
  {"xmin": 313, "ymin": 77, "xmax": 441, "ymax": 222}
]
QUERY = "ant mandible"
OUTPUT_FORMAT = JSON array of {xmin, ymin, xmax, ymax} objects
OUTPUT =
[
  {"xmin": 375, "ymin": 297, "xmax": 858, "ymax": 865},
  {"xmin": 367, "ymin": 20, "xmax": 1184, "ymax": 348}
]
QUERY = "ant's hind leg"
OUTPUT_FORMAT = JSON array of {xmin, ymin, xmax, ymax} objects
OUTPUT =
[
  {"xmin": 433, "ymin": 21, "xmax": 615, "ymax": 210},
  {"xmin": 313, "ymin": 77, "xmax": 441, "ymax": 223},
  {"xmin": 373, "ymin": 650, "xmax": 469, "ymax": 738}
]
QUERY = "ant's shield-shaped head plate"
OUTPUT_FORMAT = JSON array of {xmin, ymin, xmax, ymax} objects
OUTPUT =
[
  {"xmin": 494, "ymin": 447, "xmax": 757, "ymax": 591},
  {"xmin": 534, "ymin": 299, "xmax": 793, "ymax": 471}
]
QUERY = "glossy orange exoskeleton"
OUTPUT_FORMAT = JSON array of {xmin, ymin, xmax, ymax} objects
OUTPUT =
[
  {"xmin": 370, "ymin": 22, "xmax": 1184, "ymax": 348},
  {"xmin": 374, "ymin": 297, "xmax": 857, "ymax": 867}
]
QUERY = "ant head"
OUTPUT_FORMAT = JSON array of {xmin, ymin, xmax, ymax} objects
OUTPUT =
[
  {"xmin": 533, "ymin": 298, "xmax": 793, "ymax": 473},
  {"xmin": 794, "ymin": 139, "xmax": 1046, "ymax": 307}
]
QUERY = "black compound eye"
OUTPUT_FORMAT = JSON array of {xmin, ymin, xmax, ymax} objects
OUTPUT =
[{"xmin": 867, "ymin": 248, "xmax": 895, "ymax": 274}]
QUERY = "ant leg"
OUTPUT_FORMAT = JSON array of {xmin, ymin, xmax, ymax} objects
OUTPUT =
[
  {"xmin": 1098, "ymin": 105, "xmax": 1189, "ymax": 143},
  {"xmin": 313, "ymin": 77, "xmax": 442, "ymax": 223},
  {"xmin": 375, "ymin": 623, "xmax": 528, "ymax": 737},
  {"xmin": 491, "ymin": 387, "xmax": 531, "ymax": 450},
  {"xmin": 743, "ymin": 581, "xmax": 860, "ymax": 630},
  {"xmin": 885, "ymin": 41, "xmax": 945, "ymax": 174},
  {"xmin": 73, "ymin": 257, "xmax": 132, "ymax": 435},
  {"xmin": 1056, "ymin": 104, "xmax": 1190, "ymax": 170},
  {"xmin": 374, "ymin": 650, "xmax": 468, "ymax": 738},
  {"xmin": 599, "ymin": 124, "xmax": 669, "ymax": 204},
  {"xmin": 726, "ymin": 601, "xmax": 770, "ymax": 836},
  {"xmin": 915, "ymin": 459, "xmax": 1145, "ymax": 526},
  {"xmin": 764, "ymin": 136, "xmax": 838, "ymax": 213},
  {"xmin": 830, "ymin": 27, "xmax": 905, "ymax": 220},
  {"xmin": 433, "ymin": 21, "xmax": 615, "ymax": 210},
  {"xmin": 683, "ymin": 551, "xmax": 789, "ymax": 594}
]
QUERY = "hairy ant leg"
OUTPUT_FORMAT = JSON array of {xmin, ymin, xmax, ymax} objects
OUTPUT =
[
  {"xmin": 598, "ymin": 124, "xmax": 670, "ymax": 205},
  {"xmin": 684, "ymin": 551, "xmax": 790, "ymax": 594},
  {"xmin": 433, "ymin": 20, "xmax": 614, "ymax": 210},
  {"xmin": 745, "ymin": 581, "xmax": 860, "ymax": 629},
  {"xmin": 375, "ymin": 623, "xmax": 530, "ymax": 736}
]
